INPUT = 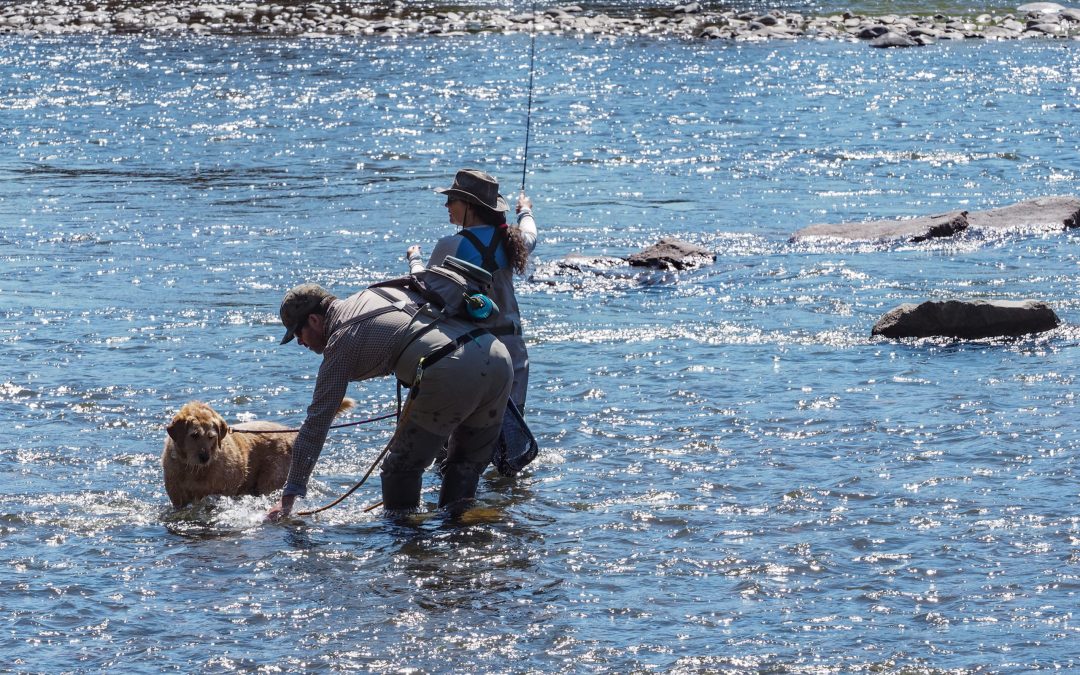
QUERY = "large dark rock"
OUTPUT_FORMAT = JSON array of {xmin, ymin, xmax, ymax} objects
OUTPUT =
[
  {"xmin": 872, "ymin": 299, "xmax": 1060, "ymax": 339},
  {"xmin": 626, "ymin": 238, "xmax": 716, "ymax": 270},
  {"xmin": 792, "ymin": 196, "xmax": 1080, "ymax": 242}
]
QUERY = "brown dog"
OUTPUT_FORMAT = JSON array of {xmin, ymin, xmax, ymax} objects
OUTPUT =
[{"xmin": 162, "ymin": 398, "xmax": 354, "ymax": 508}]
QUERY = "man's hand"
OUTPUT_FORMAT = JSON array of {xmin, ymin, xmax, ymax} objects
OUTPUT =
[
  {"xmin": 516, "ymin": 193, "xmax": 532, "ymax": 213},
  {"xmin": 406, "ymin": 244, "xmax": 421, "ymax": 259},
  {"xmin": 266, "ymin": 493, "xmax": 297, "ymax": 522}
]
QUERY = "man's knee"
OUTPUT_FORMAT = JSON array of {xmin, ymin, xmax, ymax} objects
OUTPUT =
[{"xmin": 383, "ymin": 421, "xmax": 447, "ymax": 473}]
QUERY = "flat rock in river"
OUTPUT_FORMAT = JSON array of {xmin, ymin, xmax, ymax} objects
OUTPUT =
[
  {"xmin": 966, "ymin": 195, "xmax": 1080, "ymax": 230},
  {"xmin": 791, "ymin": 195, "xmax": 1080, "ymax": 242},
  {"xmin": 792, "ymin": 209, "xmax": 969, "ymax": 242}
]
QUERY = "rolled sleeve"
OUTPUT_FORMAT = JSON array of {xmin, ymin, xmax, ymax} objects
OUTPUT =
[
  {"xmin": 283, "ymin": 350, "xmax": 352, "ymax": 498},
  {"xmin": 407, "ymin": 253, "xmax": 426, "ymax": 275}
]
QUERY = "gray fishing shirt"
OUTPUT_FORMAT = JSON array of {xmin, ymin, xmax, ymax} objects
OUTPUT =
[{"xmin": 283, "ymin": 285, "xmax": 422, "ymax": 498}]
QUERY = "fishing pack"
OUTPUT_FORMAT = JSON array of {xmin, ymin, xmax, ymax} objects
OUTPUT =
[{"xmin": 370, "ymin": 255, "xmax": 500, "ymax": 323}]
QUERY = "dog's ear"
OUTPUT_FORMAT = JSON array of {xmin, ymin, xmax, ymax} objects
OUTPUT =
[
  {"xmin": 167, "ymin": 417, "xmax": 186, "ymax": 443},
  {"xmin": 215, "ymin": 418, "xmax": 228, "ymax": 447}
]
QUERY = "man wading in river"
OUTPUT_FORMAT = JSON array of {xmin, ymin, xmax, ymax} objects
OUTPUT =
[{"xmin": 265, "ymin": 282, "xmax": 513, "ymax": 520}]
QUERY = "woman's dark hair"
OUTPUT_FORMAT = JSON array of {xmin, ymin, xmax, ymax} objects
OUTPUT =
[
  {"xmin": 504, "ymin": 227, "xmax": 529, "ymax": 275},
  {"xmin": 466, "ymin": 203, "xmax": 530, "ymax": 275}
]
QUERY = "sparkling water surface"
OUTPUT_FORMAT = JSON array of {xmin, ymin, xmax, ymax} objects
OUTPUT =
[{"xmin": 1, "ymin": 28, "xmax": 1078, "ymax": 673}]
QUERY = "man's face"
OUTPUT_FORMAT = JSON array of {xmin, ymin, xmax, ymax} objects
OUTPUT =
[{"xmin": 296, "ymin": 314, "xmax": 327, "ymax": 354}]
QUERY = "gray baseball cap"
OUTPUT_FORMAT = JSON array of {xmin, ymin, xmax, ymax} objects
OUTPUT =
[{"xmin": 279, "ymin": 283, "xmax": 334, "ymax": 345}]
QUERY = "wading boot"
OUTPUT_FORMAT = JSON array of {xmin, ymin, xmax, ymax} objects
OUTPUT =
[
  {"xmin": 437, "ymin": 463, "xmax": 481, "ymax": 515},
  {"xmin": 380, "ymin": 471, "xmax": 423, "ymax": 511}
]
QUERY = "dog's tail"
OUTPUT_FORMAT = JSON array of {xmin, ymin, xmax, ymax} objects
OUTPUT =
[{"xmin": 336, "ymin": 397, "xmax": 355, "ymax": 416}]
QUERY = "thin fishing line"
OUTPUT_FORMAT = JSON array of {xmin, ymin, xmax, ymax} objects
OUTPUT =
[{"xmin": 521, "ymin": 0, "xmax": 538, "ymax": 193}]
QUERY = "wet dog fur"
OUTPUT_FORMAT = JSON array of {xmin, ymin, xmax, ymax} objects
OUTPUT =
[{"xmin": 162, "ymin": 398, "xmax": 354, "ymax": 508}]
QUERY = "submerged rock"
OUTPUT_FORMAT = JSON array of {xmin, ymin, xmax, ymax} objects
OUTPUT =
[
  {"xmin": 871, "ymin": 299, "xmax": 1060, "ymax": 339},
  {"xmin": 555, "ymin": 254, "xmax": 629, "ymax": 273},
  {"xmin": 791, "ymin": 196, "xmax": 1080, "ymax": 242},
  {"xmin": 538, "ymin": 239, "xmax": 715, "ymax": 283}
]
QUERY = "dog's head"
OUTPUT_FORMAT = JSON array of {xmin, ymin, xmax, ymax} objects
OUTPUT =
[{"xmin": 166, "ymin": 402, "xmax": 229, "ymax": 467}]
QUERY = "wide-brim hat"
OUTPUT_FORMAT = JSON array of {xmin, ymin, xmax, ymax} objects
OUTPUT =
[
  {"xmin": 436, "ymin": 169, "xmax": 509, "ymax": 212},
  {"xmin": 279, "ymin": 283, "xmax": 333, "ymax": 345}
]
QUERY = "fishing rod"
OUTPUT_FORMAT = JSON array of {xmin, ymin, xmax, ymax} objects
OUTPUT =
[{"xmin": 521, "ymin": 1, "xmax": 538, "ymax": 194}]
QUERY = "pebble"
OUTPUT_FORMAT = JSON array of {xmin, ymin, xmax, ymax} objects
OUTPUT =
[{"xmin": 0, "ymin": 1, "xmax": 1079, "ymax": 44}]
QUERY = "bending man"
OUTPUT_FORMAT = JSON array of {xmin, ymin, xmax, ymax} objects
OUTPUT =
[{"xmin": 266, "ymin": 281, "xmax": 512, "ymax": 521}]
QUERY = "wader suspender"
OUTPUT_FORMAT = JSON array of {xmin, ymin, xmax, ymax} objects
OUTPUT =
[
  {"xmin": 363, "ymin": 287, "xmax": 489, "ymax": 392},
  {"xmin": 327, "ymin": 288, "xmax": 429, "ymax": 373},
  {"xmin": 457, "ymin": 227, "xmax": 505, "ymax": 274},
  {"xmin": 456, "ymin": 228, "xmax": 520, "ymax": 338},
  {"xmin": 327, "ymin": 290, "xmax": 418, "ymax": 340}
]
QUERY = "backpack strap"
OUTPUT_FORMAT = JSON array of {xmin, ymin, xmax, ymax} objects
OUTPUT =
[
  {"xmin": 458, "ymin": 227, "xmax": 505, "ymax": 274},
  {"xmin": 368, "ymin": 285, "xmax": 446, "ymax": 369},
  {"xmin": 328, "ymin": 287, "xmax": 420, "ymax": 339},
  {"xmin": 368, "ymin": 285, "xmax": 421, "ymax": 316}
]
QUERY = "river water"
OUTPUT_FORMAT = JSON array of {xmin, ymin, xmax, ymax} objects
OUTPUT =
[{"xmin": 1, "ymin": 22, "xmax": 1078, "ymax": 674}]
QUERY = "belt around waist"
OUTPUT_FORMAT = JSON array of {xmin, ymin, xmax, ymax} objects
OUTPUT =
[
  {"xmin": 400, "ymin": 327, "xmax": 490, "ymax": 391},
  {"xmin": 488, "ymin": 324, "xmax": 521, "ymax": 337},
  {"xmin": 421, "ymin": 327, "xmax": 490, "ymax": 370}
]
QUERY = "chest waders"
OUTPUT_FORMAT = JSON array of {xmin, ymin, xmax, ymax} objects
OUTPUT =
[{"xmin": 455, "ymin": 228, "xmax": 520, "ymax": 340}]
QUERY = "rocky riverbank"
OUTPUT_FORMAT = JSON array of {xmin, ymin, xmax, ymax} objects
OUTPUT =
[{"xmin": 2, "ymin": 1, "xmax": 1079, "ymax": 44}]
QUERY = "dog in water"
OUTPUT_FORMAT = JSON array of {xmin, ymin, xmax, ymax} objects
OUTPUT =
[{"xmin": 162, "ymin": 398, "xmax": 354, "ymax": 508}]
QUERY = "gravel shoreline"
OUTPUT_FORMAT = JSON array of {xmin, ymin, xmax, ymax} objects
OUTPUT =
[{"xmin": 2, "ymin": 1, "xmax": 1079, "ymax": 45}]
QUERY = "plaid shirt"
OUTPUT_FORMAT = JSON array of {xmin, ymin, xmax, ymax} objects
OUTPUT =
[{"xmin": 284, "ymin": 286, "xmax": 420, "ymax": 497}]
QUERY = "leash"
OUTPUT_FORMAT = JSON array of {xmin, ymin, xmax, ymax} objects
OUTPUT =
[
  {"xmin": 290, "ymin": 330, "xmax": 486, "ymax": 517},
  {"xmin": 229, "ymin": 411, "xmax": 397, "ymax": 435},
  {"xmin": 296, "ymin": 387, "xmax": 418, "ymax": 517},
  {"xmin": 521, "ymin": 0, "xmax": 537, "ymax": 193}
]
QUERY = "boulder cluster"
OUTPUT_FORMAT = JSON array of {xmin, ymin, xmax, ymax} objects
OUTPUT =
[
  {"xmin": 2, "ymin": 1, "xmax": 1079, "ymax": 44},
  {"xmin": 552, "ymin": 196, "xmax": 1077, "ymax": 340}
]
